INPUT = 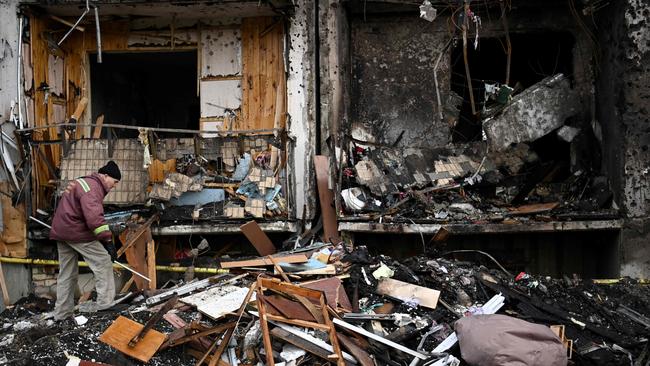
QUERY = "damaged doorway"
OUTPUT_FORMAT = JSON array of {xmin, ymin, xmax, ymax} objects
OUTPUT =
[
  {"xmin": 90, "ymin": 51, "xmax": 200, "ymax": 137},
  {"xmin": 450, "ymin": 33, "xmax": 575, "ymax": 143}
]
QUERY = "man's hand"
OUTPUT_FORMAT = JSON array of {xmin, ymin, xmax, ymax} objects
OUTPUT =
[{"xmin": 104, "ymin": 241, "xmax": 118, "ymax": 262}]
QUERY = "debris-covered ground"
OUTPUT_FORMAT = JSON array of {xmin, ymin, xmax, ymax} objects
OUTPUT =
[{"xmin": 1, "ymin": 241, "xmax": 648, "ymax": 366}]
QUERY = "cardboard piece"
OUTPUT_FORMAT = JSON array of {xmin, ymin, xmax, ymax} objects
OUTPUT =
[{"xmin": 375, "ymin": 278, "xmax": 440, "ymax": 309}]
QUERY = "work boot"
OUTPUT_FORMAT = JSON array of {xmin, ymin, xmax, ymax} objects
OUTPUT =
[{"xmin": 78, "ymin": 301, "xmax": 98, "ymax": 313}]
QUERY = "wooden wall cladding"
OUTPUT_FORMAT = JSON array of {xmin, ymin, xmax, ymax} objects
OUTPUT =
[
  {"xmin": 29, "ymin": 14, "xmax": 286, "ymax": 210},
  {"xmin": 0, "ymin": 183, "xmax": 26, "ymax": 258},
  {"xmin": 240, "ymin": 17, "xmax": 286, "ymax": 131},
  {"xmin": 30, "ymin": 16, "xmax": 62, "ymax": 210}
]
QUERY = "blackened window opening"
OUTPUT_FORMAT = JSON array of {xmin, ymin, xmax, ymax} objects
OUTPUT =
[
  {"xmin": 90, "ymin": 51, "xmax": 200, "ymax": 137},
  {"xmin": 450, "ymin": 32, "xmax": 575, "ymax": 143}
]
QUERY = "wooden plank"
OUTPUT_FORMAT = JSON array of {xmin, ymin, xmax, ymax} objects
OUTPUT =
[
  {"xmin": 271, "ymin": 328, "xmax": 355, "ymax": 366},
  {"xmin": 265, "ymin": 294, "xmax": 316, "ymax": 322},
  {"xmin": 508, "ymin": 202, "xmax": 560, "ymax": 215},
  {"xmin": 30, "ymin": 16, "xmax": 56, "ymax": 210},
  {"xmin": 72, "ymin": 97, "xmax": 89, "ymax": 139},
  {"xmin": 120, "ymin": 276, "xmax": 135, "ymax": 293},
  {"xmin": 258, "ymin": 277, "xmax": 324, "ymax": 301},
  {"xmin": 265, "ymin": 313, "xmax": 330, "ymax": 331},
  {"xmin": 240, "ymin": 220, "xmax": 276, "ymax": 256},
  {"xmin": 163, "ymin": 313, "xmax": 213, "ymax": 351},
  {"xmin": 124, "ymin": 229, "xmax": 148, "ymax": 291},
  {"xmin": 219, "ymin": 254, "xmax": 307, "ymax": 269},
  {"xmin": 0, "ymin": 262, "xmax": 11, "ymax": 306},
  {"xmin": 185, "ymin": 348, "xmax": 231, "ymax": 366},
  {"xmin": 320, "ymin": 293, "xmax": 345, "ymax": 366},
  {"xmin": 98, "ymin": 316, "xmax": 167, "ymax": 363},
  {"xmin": 314, "ymin": 156, "xmax": 341, "ymax": 244},
  {"xmin": 92, "ymin": 114, "xmax": 104, "ymax": 138},
  {"xmin": 148, "ymin": 159, "xmax": 176, "ymax": 183},
  {"xmin": 146, "ymin": 233, "xmax": 156, "ymax": 290},
  {"xmin": 165, "ymin": 322, "xmax": 236, "ymax": 348},
  {"xmin": 129, "ymin": 296, "xmax": 177, "ymax": 347},
  {"xmin": 337, "ymin": 333, "xmax": 374, "ymax": 366},
  {"xmin": 302, "ymin": 277, "xmax": 352, "ymax": 312},
  {"xmin": 375, "ymin": 278, "xmax": 440, "ymax": 309},
  {"xmin": 240, "ymin": 21, "xmax": 251, "ymax": 129}
]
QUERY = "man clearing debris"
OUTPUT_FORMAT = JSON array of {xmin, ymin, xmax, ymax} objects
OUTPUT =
[{"xmin": 49, "ymin": 161, "xmax": 121, "ymax": 321}]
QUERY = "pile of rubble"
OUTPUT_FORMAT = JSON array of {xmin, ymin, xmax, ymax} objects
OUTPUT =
[
  {"xmin": 340, "ymin": 74, "xmax": 615, "ymax": 223},
  {"xmin": 0, "ymin": 228, "xmax": 648, "ymax": 366}
]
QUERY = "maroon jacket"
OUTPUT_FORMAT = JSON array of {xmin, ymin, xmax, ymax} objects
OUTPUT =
[{"xmin": 50, "ymin": 173, "xmax": 112, "ymax": 243}]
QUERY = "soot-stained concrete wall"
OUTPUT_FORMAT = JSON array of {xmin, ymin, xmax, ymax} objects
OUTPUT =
[
  {"xmin": 597, "ymin": 0, "xmax": 650, "ymax": 276},
  {"xmin": 350, "ymin": 16, "xmax": 451, "ymax": 148}
]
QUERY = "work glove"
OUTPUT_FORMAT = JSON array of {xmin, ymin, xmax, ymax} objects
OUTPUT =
[
  {"xmin": 109, "ymin": 223, "xmax": 127, "ymax": 237},
  {"xmin": 104, "ymin": 241, "xmax": 118, "ymax": 262}
]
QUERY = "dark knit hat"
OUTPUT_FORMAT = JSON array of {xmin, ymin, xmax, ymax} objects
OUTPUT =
[{"xmin": 98, "ymin": 161, "xmax": 121, "ymax": 181}]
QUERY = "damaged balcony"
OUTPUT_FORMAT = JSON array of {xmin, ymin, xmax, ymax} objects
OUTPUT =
[
  {"xmin": 15, "ymin": 0, "xmax": 300, "ymax": 244},
  {"xmin": 325, "ymin": 0, "xmax": 622, "ymax": 267}
]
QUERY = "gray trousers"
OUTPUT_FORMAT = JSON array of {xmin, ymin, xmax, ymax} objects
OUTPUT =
[{"xmin": 54, "ymin": 240, "xmax": 115, "ymax": 320}]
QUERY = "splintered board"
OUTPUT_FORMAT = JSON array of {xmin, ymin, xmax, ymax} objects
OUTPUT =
[
  {"xmin": 376, "ymin": 278, "xmax": 440, "ymax": 309},
  {"xmin": 98, "ymin": 316, "xmax": 167, "ymax": 363},
  {"xmin": 220, "ymin": 254, "xmax": 308, "ymax": 268}
]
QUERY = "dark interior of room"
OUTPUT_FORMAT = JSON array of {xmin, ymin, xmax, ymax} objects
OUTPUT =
[
  {"xmin": 356, "ymin": 230, "xmax": 620, "ymax": 278},
  {"xmin": 90, "ymin": 51, "xmax": 199, "ymax": 137}
]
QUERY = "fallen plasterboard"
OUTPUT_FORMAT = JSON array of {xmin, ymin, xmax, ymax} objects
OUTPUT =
[
  {"xmin": 376, "ymin": 278, "xmax": 440, "ymax": 309},
  {"xmin": 483, "ymin": 74, "xmax": 580, "ymax": 151},
  {"xmin": 180, "ymin": 285, "xmax": 255, "ymax": 320},
  {"xmin": 200, "ymin": 79, "xmax": 242, "ymax": 118},
  {"xmin": 200, "ymin": 27, "xmax": 242, "ymax": 78}
]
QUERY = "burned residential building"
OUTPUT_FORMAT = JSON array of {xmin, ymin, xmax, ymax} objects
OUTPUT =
[{"xmin": 0, "ymin": 0, "xmax": 648, "ymax": 364}]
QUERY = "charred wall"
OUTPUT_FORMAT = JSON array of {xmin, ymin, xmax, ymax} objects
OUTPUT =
[
  {"xmin": 350, "ymin": 15, "xmax": 451, "ymax": 148},
  {"xmin": 596, "ymin": 0, "xmax": 650, "ymax": 276}
]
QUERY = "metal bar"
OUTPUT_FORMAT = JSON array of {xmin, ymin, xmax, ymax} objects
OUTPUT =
[
  {"xmin": 93, "ymin": 6, "xmax": 102, "ymax": 63},
  {"xmin": 58, "ymin": 0, "xmax": 90, "ymax": 45},
  {"xmin": 17, "ymin": 16, "xmax": 23, "ymax": 129},
  {"xmin": 29, "ymin": 216, "xmax": 51, "ymax": 229},
  {"xmin": 1, "ymin": 132, "xmax": 18, "ymax": 151},
  {"xmin": 0, "ymin": 257, "xmax": 229, "ymax": 275},
  {"xmin": 18, "ymin": 122, "xmax": 281, "ymax": 136},
  {"xmin": 145, "ymin": 277, "xmax": 213, "ymax": 305},
  {"xmin": 113, "ymin": 261, "xmax": 151, "ymax": 282},
  {"xmin": 48, "ymin": 15, "xmax": 86, "ymax": 32},
  {"xmin": 333, "ymin": 318, "xmax": 427, "ymax": 360}
]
